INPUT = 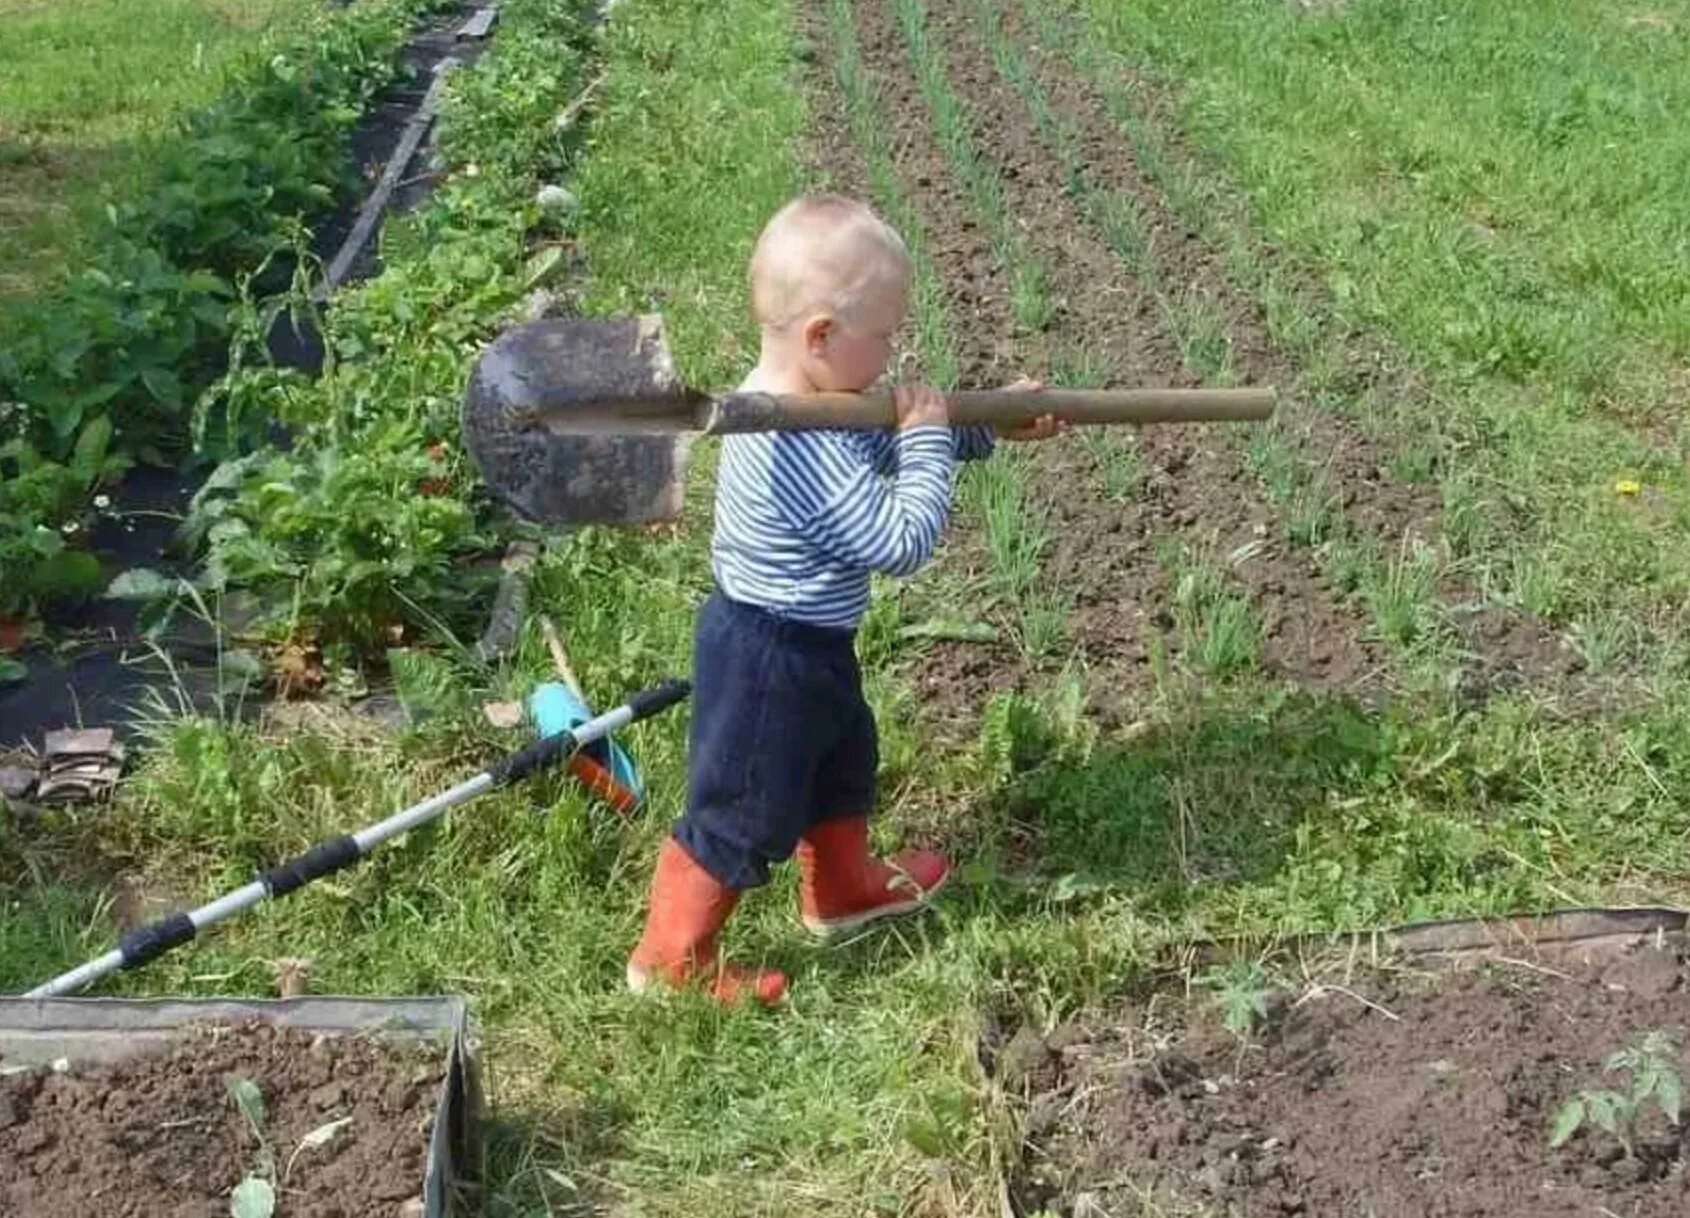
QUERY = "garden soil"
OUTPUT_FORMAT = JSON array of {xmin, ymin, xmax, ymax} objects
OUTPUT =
[
  {"xmin": 1000, "ymin": 943, "xmax": 1689, "ymax": 1217},
  {"xmin": 805, "ymin": 0, "xmax": 1586, "ymax": 736},
  {"xmin": 0, "ymin": 1022, "xmax": 446, "ymax": 1218}
]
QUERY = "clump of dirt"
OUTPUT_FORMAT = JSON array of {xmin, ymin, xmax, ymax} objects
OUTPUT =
[
  {"xmin": 1003, "ymin": 946, "xmax": 1689, "ymax": 1217},
  {"xmin": 0, "ymin": 1022, "xmax": 446, "ymax": 1218}
]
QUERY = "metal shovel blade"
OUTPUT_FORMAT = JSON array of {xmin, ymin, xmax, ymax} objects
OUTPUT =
[{"xmin": 462, "ymin": 315, "xmax": 696, "ymax": 525}]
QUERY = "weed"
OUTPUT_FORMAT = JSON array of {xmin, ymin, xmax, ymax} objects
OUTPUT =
[
  {"xmin": 978, "ymin": 676, "xmax": 1093, "ymax": 786},
  {"xmin": 1388, "ymin": 445, "xmax": 1440, "ymax": 485},
  {"xmin": 1550, "ymin": 1030, "xmax": 1683, "ymax": 1157},
  {"xmin": 1197, "ymin": 960, "xmax": 1272, "ymax": 1038},
  {"xmin": 1168, "ymin": 553, "xmax": 1261, "ymax": 678},
  {"xmin": 1567, "ymin": 613, "xmax": 1638, "ymax": 676},
  {"xmin": 1362, "ymin": 539, "xmax": 1442, "ymax": 652}
]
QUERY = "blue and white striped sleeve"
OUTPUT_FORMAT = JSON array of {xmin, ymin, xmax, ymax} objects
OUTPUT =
[
  {"xmin": 769, "ymin": 427, "xmax": 957, "ymax": 577},
  {"xmin": 953, "ymin": 425, "xmax": 997, "ymax": 462}
]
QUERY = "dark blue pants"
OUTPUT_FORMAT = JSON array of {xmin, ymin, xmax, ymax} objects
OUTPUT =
[{"xmin": 675, "ymin": 593, "xmax": 878, "ymax": 889}]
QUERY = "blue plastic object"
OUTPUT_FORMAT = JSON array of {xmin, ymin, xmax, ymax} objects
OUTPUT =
[{"xmin": 530, "ymin": 681, "xmax": 644, "ymax": 811}]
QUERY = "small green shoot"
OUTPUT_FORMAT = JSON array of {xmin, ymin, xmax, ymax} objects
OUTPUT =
[
  {"xmin": 1550, "ymin": 1030, "xmax": 1683, "ymax": 1157},
  {"xmin": 1010, "ymin": 260, "xmax": 1055, "ymax": 332},
  {"xmin": 1362, "ymin": 539, "xmax": 1442, "ymax": 651},
  {"xmin": 1050, "ymin": 344, "xmax": 1113, "ymax": 390},
  {"xmin": 1016, "ymin": 592, "xmax": 1070, "ymax": 659},
  {"xmin": 1171, "ymin": 560, "xmax": 1261, "ymax": 678},
  {"xmin": 1163, "ymin": 288, "xmax": 1235, "ymax": 385},
  {"xmin": 226, "ymin": 1075, "xmax": 276, "ymax": 1218},
  {"xmin": 1080, "ymin": 430, "xmax": 1146, "ymax": 503},
  {"xmin": 1198, "ymin": 960, "xmax": 1272, "ymax": 1039}
]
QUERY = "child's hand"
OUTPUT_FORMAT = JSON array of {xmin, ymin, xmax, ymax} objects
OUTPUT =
[
  {"xmin": 894, "ymin": 384, "xmax": 950, "ymax": 430},
  {"xmin": 995, "ymin": 378, "xmax": 1068, "ymax": 442}
]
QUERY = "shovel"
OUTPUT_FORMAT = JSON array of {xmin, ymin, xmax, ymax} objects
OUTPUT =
[{"xmin": 462, "ymin": 315, "xmax": 1275, "ymax": 526}]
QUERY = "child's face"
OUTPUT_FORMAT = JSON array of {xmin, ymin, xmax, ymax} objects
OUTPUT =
[{"xmin": 804, "ymin": 282, "xmax": 908, "ymax": 393}]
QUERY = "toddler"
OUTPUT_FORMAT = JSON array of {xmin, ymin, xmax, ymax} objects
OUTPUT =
[{"xmin": 627, "ymin": 195, "xmax": 1059, "ymax": 1004}]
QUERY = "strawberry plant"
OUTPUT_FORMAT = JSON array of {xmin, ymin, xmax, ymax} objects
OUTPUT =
[
  {"xmin": 0, "ymin": 0, "xmax": 456, "ymax": 626},
  {"xmin": 0, "ymin": 418, "xmax": 127, "ymax": 618},
  {"xmin": 186, "ymin": 0, "xmax": 595, "ymax": 652},
  {"xmin": 189, "ymin": 430, "xmax": 493, "ymax": 647}
]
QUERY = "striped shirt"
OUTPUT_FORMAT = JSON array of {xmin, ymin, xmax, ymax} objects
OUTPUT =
[{"xmin": 712, "ymin": 424, "xmax": 997, "ymax": 629}]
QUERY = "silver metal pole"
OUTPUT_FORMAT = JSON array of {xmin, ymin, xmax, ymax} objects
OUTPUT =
[{"xmin": 23, "ymin": 694, "xmax": 657, "ymax": 999}]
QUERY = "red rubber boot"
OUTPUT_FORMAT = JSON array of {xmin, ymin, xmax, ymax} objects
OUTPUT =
[
  {"xmin": 626, "ymin": 838, "xmax": 787, "ymax": 1006},
  {"xmin": 796, "ymin": 815, "xmax": 951, "ymax": 938}
]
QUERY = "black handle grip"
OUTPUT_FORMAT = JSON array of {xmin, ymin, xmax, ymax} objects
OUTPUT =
[
  {"xmin": 119, "ymin": 912, "xmax": 197, "ymax": 969},
  {"xmin": 628, "ymin": 678, "xmax": 691, "ymax": 721},
  {"xmin": 489, "ymin": 731, "xmax": 573, "ymax": 788},
  {"xmin": 489, "ymin": 679, "xmax": 691, "ymax": 788},
  {"xmin": 262, "ymin": 834, "xmax": 362, "ymax": 897}
]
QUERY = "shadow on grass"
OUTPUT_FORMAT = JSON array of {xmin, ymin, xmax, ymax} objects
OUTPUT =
[
  {"xmin": 483, "ymin": 1102, "xmax": 632, "ymax": 1218},
  {"xmin": 1012, "ymin": 691, "xmax": 1394, "ymax": 889},
  {"xmin": 904, "ymin": 685, "xmax": 1441, "ymax": 931}
]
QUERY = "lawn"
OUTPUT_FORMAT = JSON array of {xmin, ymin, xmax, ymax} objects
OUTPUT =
[
  {"xmin": 4, "ymin": 0, "xmax": 1690, "ymax": 1214},
  {"xmin": 0, "ymin": 0, "xmax": 321, "ymax": 298}
]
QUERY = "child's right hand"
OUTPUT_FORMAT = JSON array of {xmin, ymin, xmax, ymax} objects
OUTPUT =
[{"xmin": 893, "ymin": 385, "xmax": 950, "ymax": 430}]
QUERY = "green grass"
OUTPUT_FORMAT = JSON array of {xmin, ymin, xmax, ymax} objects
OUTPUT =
[
  {"xmin": 0, "ymin": 0, "xmax": 320, "ymax": 299},
  {"xmin": 1078, "ymin": 429, "xmax": 1146, "ymax": 505},
  {"xmin": 1026, "ymin": 0, "xmax": 1690, "ymax": 642},
  {"xmin": 1164, "ymin": 547, "xmax": 1262, "ymax": 679}
]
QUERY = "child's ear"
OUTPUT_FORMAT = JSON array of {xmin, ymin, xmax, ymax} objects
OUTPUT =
[{"xmin": 802, "ymin": 314, "xmax": 834, "ymax": 356}]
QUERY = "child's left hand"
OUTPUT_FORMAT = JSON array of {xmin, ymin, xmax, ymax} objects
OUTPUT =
[{"xmin": 994, "ymin": 378, "xmax": 1068, "ymax": 442}]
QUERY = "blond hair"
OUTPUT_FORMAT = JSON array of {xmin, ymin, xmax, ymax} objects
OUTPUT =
[{"xmin": 748, "ymin": 195, "xmax": 913, "ymax": 328}]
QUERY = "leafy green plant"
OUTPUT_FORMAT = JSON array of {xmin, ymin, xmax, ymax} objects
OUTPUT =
[
  {"xmin": 1550, "ymin": 1030, "xmax": 1683, "ymax": 1157},
  {"xmin": 0, "ymin": 420, "xmax": 125, "ymax": 617},
  {"xmin": 978, "ymin": 677, "xmax": 1094, "ymax": 786},
  {"xmin": 190, "ymin": 435, "xmax": 491, "ymax": 648},
  {"xmin": 177, "ymin": 0, "xmax": 595, "ymax": 650},
  {"xmin": 1198, "ymin": 960, "xmax": 1272, "ymax": 1038},
  {"xmin": 227, "ymin": 1076, "xmax": 276, "ymax": 1218},
  {"xmin": 0, "ymin": 0, "xmax": 451, "ymax": 626}
]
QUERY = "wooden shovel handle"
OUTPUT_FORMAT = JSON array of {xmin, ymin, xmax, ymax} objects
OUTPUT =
[{"xmin": 701, "ymin": 386, "xmax": 1275, "ymax": 433}]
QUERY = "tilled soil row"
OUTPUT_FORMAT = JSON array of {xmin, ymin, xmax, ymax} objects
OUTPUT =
[
  {"xmin": 985, "ymin": 0, "xmax": 1584, "ymax": 698},
  {"xmin": 833, "ymin": 0, "xmax": 1391, "ymax": 727},
  {"xmin": 801, "ymin": 0, "xmax": 1091, "ymax": 739},
  {"xmin": 924, "ymin": 0, "xmax": 1394, "ymax": 693}
]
